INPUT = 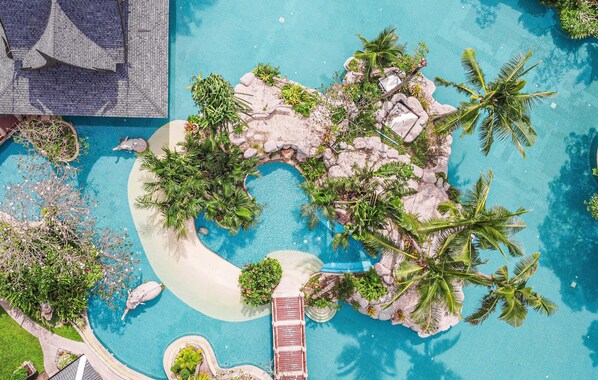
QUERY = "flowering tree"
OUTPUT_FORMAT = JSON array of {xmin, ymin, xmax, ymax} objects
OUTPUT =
[{"xmin": 0, "ymin": 157, "xmax": 137, "ymax": 322}]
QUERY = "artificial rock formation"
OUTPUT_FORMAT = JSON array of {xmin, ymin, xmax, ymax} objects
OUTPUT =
[{"xmin": 231, "ymin": 65, "xmax": 460, "ymax": 337}]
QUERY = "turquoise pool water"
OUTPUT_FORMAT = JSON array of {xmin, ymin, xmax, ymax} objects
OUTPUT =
[
  {"xmin": 0, "ymin": 0, "xmax": 596, "ymax": 378},
  {"xmin": 196, "ymin": 162, "xmax": 374, "ymax": 268}
]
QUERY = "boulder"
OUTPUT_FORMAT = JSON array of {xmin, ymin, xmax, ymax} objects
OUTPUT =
[
  {"xmin": 281, "ymin": 148, "xmax": 294, "ymax": 160},
  {"xmin": 230, "ymin": 134, "xmax": 246, "ymax": 146},
  {"xmin": 374, "ymin": 262, "xmax": 391, "ymax": 277},
  {"xmin": 422, "ymin": 170, "xmax": 437, "ymax": 184},
  {"xmin": 253, "ymin": 134, "xmax": 264, "ymax": 141},
  {"xmin": 412, "ymin": 165, "xmax": 424, "ymax": 178},
  {"xmin": 239, "ymin": 72, "xmax": 256, "ymax": 86},
  {"xmin": 389, "ymin": 112, "xmax": 419, "ymax": 139},
  {"xmin": 264, "ymin": 140, "xmax": 278, "ymax": 153},
  {"xmin": 328, "ymin": 165, "xmax": 347, "ymax": 178},
  {"xmin": 243, "ymin": 148, "xmax": 257, "ymax": 159}
]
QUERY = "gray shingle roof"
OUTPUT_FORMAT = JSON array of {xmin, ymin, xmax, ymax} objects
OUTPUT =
[
  {"xmin": 0, "ymin": 0, "xmax": 169, "ymax": 118},
  {"xmin": 49, "ymin": 356, "xmax": 102, "ymax": 380}
]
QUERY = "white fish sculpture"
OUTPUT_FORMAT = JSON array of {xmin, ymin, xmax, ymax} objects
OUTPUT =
[
  {"xmin": 113, "ymin": 136, "xmax": 148, "ymax": 153},
  {"xmin": 121, "ymin": 281, "xmax": 164, "ymax": 320}
]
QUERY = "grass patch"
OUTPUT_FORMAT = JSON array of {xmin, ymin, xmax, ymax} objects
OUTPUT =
[
  {"xmin": 0, "ymin": 308, "xmax": 45, "ymax": 378},
  {"xmin": 48, "ymin": 323, "xmax": 83, "ymax": 342}
]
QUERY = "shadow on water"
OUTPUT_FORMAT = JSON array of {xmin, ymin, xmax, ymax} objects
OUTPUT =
[
  {"xmin": 328, "ymin": 307, "xmax": 462, "ymax": 379},
  {"xmin": 584, "ymin": 320, "xmax": 598, "ymax": 367},
  {"xmin": 447, "ymin": 152, "xmax": 471, "ymax": 190},
  {"xmin": 538, "ymin": 129, "xmax": 598, "ymax": 312},
  {"xmin": 171, "ymin": 0, "xmax": 217, "ymax": 37},
  {"xmin": 460, "ymin": 0, "xmax": 597, "ymax": 86}
]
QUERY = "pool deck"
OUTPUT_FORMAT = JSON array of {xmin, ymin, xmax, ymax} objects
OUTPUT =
[{"xmin": 128, "ymin": 121, "xmax": 323, "ymax": 322}]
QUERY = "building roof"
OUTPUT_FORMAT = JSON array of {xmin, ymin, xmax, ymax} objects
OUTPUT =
[
  {"xmin": 0, "ymin": 0, "xmax": 169, "ymax": 118},
  {"xmin": 49, "ymin": 356, "xmax": 102, "ymax": 380}
]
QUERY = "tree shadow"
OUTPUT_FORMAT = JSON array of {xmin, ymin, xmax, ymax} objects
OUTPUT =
[
  {"xmin": 448, "ymin": 153, "xmax": 470, "ymax": 190},
  {"xmin": 330, "ymin": 306, "xmax": 462, "ymax": 379},
  {"xmin": 461, "ymin": 0, "xmax": 499, "ymax": 29},
  {"xmin": 538, "ymin": 129, "xmax": 598, "ymax": 312},
  {"xmin": 584, "ymin": 320, "xmax": 598, "ymax": 367},
  {"xmin": 171, "ymin": 0, "xmax": 218, "ymax": 37}
]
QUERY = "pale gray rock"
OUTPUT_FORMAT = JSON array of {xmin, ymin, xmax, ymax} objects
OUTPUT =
[
  {"xmin": 264, "ymin": 140, "xmax": 278, "ymax": 153},
  {"xmin": 328, "ymin": 165, "xmax": 346, "ymax": 178},
  {"xmin": 375, "ymin": 262, "xmax": 391, "ymax": 277},
  {"xmin": 406, "ymin": 96, "xmax": 425, "ymax": 114},
  {"xmin": 230, "ymin": 134, "xmax": 246, "ymax": 146},
  {"xmin": 243, "ymin": 148, "xmax": 257, "ymax": 159},
  {"xmin": 412, "ymin": 165, "xmax": 424, "ymax": 178},
  {"xmin": 339, "ymin": 142, "xmax": 348, "ymax": 150},
  {"xmin": 253, "ymin": 134, "xmax": 264, "ymax": 141},
  {"xmin": 437, "ymin": 177, "xmax": 444, "ymax": 188},
  {"xmin": 239, "ymin": 72, "xmax": 256, "ymax": 86},
  {"xmin": 422, "ymin": 170, "xmax": 437, "ymax": 184}
]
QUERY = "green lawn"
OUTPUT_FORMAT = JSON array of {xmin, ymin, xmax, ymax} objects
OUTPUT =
[
  {"xmin": 0, "ymin": 307, "xmax": 45, "ymax": 379},
  {"xmin": 47, "ymin": 323, "xmax": 84, "ymax": 342}
]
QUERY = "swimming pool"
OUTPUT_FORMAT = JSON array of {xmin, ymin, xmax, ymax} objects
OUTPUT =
[
  {"xmin": 196, "ymin": 162, "xmax": 374, "ymax": 269},
  {"xmin": 1, "ymin": 0, "xmax": 597, "ymax": 378}
]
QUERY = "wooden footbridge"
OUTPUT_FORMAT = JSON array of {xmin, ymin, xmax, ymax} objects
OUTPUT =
[{"xmin": 272, "ymin": 295, "xmax": 308, "ymax": 380}]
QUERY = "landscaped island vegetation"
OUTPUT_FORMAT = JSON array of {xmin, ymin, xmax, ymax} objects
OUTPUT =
[
  {"xmin": 135, "ymin": 26, "xmax": 558, "ymax": 336},
  {"xmin": 540, "ymin": 0, "xmax": 597, "ymax": 39}
]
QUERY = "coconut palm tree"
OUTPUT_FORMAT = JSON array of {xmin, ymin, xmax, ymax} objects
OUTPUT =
[
  {"xmin": 420, "ymin": 170, "xmax": 527, "ymax": 265},
  {"xmin": 466, "ymin": 253, "xmax": 558, "ymax": 327},
  {"xmin": 392, "ymin": 255, "xmax": 487, "ymax": 333},
  {"xmin": 354, "ymin": 26, "xmax": 405, "ymax": 81},
  {"xmin": 435, "ymin": 48, "xmax": 556, "ymax": 157}
]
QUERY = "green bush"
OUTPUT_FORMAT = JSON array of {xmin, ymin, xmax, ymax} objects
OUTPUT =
[
  {"xmin": 347, "ymin": 59, "xmax": 360, "ymax": 72},
  {"xmin": 281, "ymin": 84, "xmax": 319, "ymax": 117},
  {"xmin": 335, "ymin": 273, "xmax": 357, "ymax": 300},
  {"xmin": 354, "ymin": 269, "xmax": 386, "ymax": 302},
  {"xmin": 540, "ymin": 0, "xmax": 597, "ymax": 39},
  {"xmin": 239, "ymin": 258, "xmax": 283, "ymax": 306},
  {"xmin": 252, "ymin": 63, "xmax": 281, "ymax": 85},
  {"xmin": 57, "ymin": 353, "xmax": 78, "ymax": 370},
  {"xmin": 299, "ymin": 158, "xmax": 326, "ymax": 182},
  {"xmin": 11, "ymin": 367, "xmax": 28, "ymax": 380},
  {"xmin": 170, "ymin": 346, "xmax": 202, "ymax": 380}
]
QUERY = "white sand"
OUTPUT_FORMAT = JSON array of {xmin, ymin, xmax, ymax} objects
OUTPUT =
[{"xmin": 128, "ymin": 121, "xmax": 322, "ymax": 321}]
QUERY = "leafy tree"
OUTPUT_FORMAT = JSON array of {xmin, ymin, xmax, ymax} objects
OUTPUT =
[
  {"xmin": 0, "ymin": 158, "xmax": 136, "ymax": 322},
  {"xmin": 540, "ymin": 0, "xmax": 597, "ymax": 39},
  {"xmin": 435, "ymin": 48, "xmax": 556, "ymax": 157},
  {"xmin": 419, "ymin": 170, "xmax": 527, "ymax": 265},
  {"xmin": 354, "ymin": 26, "xmax": 405, "ymax": 81},
  {"xmin": 238, "ymin": 258, "xmax": 282, "ymax": 307},
  {"xmin": 466, "ymin": 253, "xmax": 558, "ymax": 327}
]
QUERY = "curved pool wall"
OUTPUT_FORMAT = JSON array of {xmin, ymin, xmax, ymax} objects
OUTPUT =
[
  {"xmin": 0, "ymin": 0, "xmax": 595, "ymax": 378},
  {"xmin": 196, "ymin": 162, "xmax": 375, "ymax": 269}
]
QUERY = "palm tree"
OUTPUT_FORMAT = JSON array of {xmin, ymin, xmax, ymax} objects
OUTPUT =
[
  {"xmin": 466, "ymin": 253, "xmax": 558, "ymax": 327},
  {"xmin": 420, "ymin": 170, "xmax": 527, "ymax": 265},
  {"xmin": 354, "ymin": 26, "xmax": 405, "ymax": 81},
  {"xmin": 392, "ymin": 255, "xmax": 487, "ymax": 333},
  {"xmin": 435, "ymin": 48, "xmax": 556, "ymax": 157}
]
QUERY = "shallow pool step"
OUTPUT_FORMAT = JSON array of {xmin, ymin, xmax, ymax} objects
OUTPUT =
[{"xmin": 305, "ymin": 304, "xmax": 338, "ymax": 323}]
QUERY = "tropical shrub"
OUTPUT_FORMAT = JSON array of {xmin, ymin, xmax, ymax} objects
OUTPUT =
[
  {"xmin": 15, "ymin": 119, "xmax": 80, "ymax": 162},
  {"xmin": 540, "ymin": 0, "xmax": 597, "ymax": 39},
  {"xmin": 170, "ymin": 345, "xmax": 203, "ymax": 380},
  {"xmin": 281, "ymin": 83, "xmax": 319, "ymax": 117},
  {"xmin": 299, "ymin": 157, "xmax": 326, "ymax": 182},
  {"xmin": 335, "ymin": 273, "xmax": 357, "ymax": 300},
  {"xmin": 252, "ymin": 63, "xmax": 281, "ymax": 85},
  {"xmin": 137, "ymin": 135, "xmax": 262, "ymax": 238},
  {"xmin": 347, "ymin": 59, "xmax": 360, "ymax": 72},
  {"xmin": 188, "ymin": 73, "xmax": 251, "ymax": 135},
  {"xmin": 353, "ymin": 269, "xmax": 386, "ymax": 302},
  {"xmin": 0, "ymin": 158, "xmax": 136, "ymax": 322},
  {"xmin": 238, "ymin": 258, "xmax": 282, "ymax": 306}
]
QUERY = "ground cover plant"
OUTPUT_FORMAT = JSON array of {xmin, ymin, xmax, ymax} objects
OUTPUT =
[
  {"xmin": 252, "ymin": 63, "xmax": 281, "ymax": 85},
  {"xmin": 281, "ymin": 83, "xmax": 320, "ymax": 117},
  {"xmin": 238, "ymin": 258, "xmax": 282, "ymax": 306},
  {"xmin": 0, "ymin": 308, "xmax": 44, "ymax": 379}
]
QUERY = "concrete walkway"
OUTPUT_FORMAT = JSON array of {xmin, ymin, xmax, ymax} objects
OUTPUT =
[{"xmin": 0, "ymin": 300, "xmax": 151, "ymax": 379}]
